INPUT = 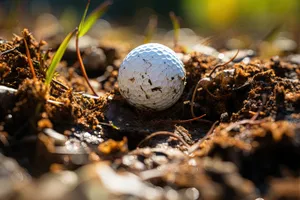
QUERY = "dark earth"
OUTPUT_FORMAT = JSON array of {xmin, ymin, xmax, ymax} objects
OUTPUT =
[{"xmin": 0, "ymin": 28, "xmax": 299, "ymax": 200}]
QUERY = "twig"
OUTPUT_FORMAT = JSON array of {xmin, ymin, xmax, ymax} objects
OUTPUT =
[
  {"xmin": 171, "ymin": 114, "xmax": 206, "ymax": 123},
  {"xmin": 52, "ymin": 79, "xmax": 69, "ymax": 90},
  {"xmin": 150, "ymin": 114, "xmax": 212, "ymax": 125},
  {"xmin": 188, "ymin": 120, "xmax": 219, "ymax": 154},
  {"xmin": 23, "ymin": 37, "xmax": 37, "ymax": 80},
  {"xmin": 75, "ymin": 31, "xmax": 98, "ymax": 96},
  {"xmin": 137, "ymin": 131, "xmax": 190, "ymax": 148}
]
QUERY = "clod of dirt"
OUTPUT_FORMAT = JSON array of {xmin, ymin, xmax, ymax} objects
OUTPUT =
[
  {"xmin": 0, "ymin": 29, "xmax": 48, "ymax": 88},
  {"xmin": 191, "ymin": 120, "xmax": 300, "ymax": 194}
]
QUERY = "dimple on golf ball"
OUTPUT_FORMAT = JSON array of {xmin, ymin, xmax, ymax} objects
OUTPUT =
[{"xmin": 118, "ymin": 43, "xmax": 186, "ymax": 111}]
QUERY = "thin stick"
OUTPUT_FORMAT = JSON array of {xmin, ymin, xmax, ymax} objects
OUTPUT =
[
  {"xmin": 52, "ymin": 79, "xmax": 69, "ymax": 90},
  {"xmin": 188, "ymin": 120, "xmax": 219, "ymax": 154},
  {"xmin": 23, "ymin": 38, "xmax": 36, "ymax": 80},
  {"xmin": 171, "ymin": 114, "xmax": 206, "ymax": 123},
  {"xmin": 150, "ymin": 115, "xmax": 212, "ymax": 125},
  {"xmin": 137, "ymin": 131, "xmax": 190, "ymax": 148},
  {"xmin": 75, "ymin": 31, "xmax": 98, "ymax": 96}
]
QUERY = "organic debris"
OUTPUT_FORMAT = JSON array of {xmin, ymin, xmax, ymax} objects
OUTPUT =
[{"xmin": 0, "ymin": 27, "xmax": 299, "ymax": 200}]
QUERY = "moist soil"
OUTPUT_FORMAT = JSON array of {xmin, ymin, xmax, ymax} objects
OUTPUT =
[{"xmin": 0, "ymin": 29, "xmax": 299, "ymax": 200}]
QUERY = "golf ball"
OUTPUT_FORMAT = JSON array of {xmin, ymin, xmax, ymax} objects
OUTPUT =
[{"xmin": 118, "ymin": 43, "xmax": 186, "ymax": 111}]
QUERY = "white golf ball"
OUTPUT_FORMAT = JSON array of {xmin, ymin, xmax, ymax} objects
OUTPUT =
[{"xmin": 118, "ymin": 43, "xmax": 186, "ymax": 111}]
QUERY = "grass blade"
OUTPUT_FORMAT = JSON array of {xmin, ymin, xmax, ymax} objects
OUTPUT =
[
  {"xmin": 45, "ymin": 28, "xmax": 77, "ymax": 86},
  {"xmin": 78, "ymin": 0, "xmax": 112, "ymax": 37},
  {"xmin": 169, "ymin": 12, "xmax": 180, "ymax": 47},
  {"xmin": 144, "ymin": 15, "xmax": 157, "ymax": 44},
  {"xmin": 78, "ymin": 0, "xmax": 91, "ymax": 32}
]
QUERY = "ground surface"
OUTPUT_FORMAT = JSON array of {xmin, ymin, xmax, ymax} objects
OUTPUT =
[{"xmin": 0, "ymin": 29, "xmax": 299, "ymax": 200}]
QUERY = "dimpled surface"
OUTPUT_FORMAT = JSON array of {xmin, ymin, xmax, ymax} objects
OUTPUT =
[{"xmin": 118, "ymin": 43, "xmax": 186, "ymax": 111}]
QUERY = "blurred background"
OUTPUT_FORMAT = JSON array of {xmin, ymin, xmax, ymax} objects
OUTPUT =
[{"xmin": 0, "ymin": 0, "xmax": 299, "ymax": 53}]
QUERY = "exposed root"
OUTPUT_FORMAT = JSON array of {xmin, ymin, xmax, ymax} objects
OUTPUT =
[
  {"xmin": 188, "ymin": 120, "xmax": 219, "ymax": 154},
  {"xmin": 172, "ymin": 114, "xmax": 206, "ymax": 123},
  {"xmin": 75, "ymin": 31, "xmax": 98, "ymax": 96},
  {"xmin": 23, "ymin": 34, "xmax": 36, "ymax": 80}
]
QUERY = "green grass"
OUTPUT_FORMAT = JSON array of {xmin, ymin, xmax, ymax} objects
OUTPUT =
[
  {"xmin": 78, "ymin": 0, "xmax": 112, "ymax": 37},
  {"xmin": 45, "ymin": 28, "xmax": 77, "ymax": 86},
  {"xmin": 44, "ymin": 0, "xmax": 112, "ymax": 87}
]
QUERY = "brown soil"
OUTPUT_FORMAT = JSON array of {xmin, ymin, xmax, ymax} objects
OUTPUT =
[{"xmin": 0, "ymin": 29, "xmax": 299, "ymax": 200}]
